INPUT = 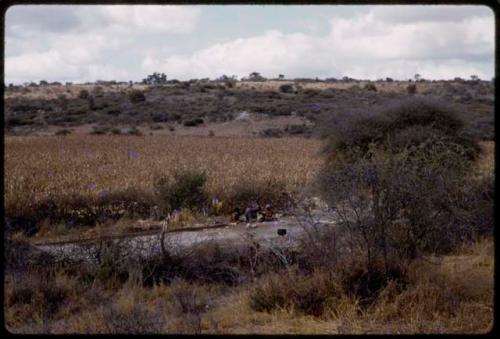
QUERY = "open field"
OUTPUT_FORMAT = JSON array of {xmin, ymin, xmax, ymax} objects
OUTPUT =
[{"xmin": 5, "ymin": 135, "xmax": 322, "ymax": 232}]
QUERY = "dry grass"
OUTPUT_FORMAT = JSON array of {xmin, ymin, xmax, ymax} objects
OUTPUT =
[
  {"xmin": 4, "ymin": 83, "xmax": 149, "ymax": 100},
  {"xmin": 206, "ymin": 238, "xmax": 494, "ymax": 334},
  {"xmin": 474, "ymin": 141, "xmax": 495, "ymax": 177},
  {"xmin": 4, "ymin": 135, "xmax": 322, "ymax": 225},
  {"xmin": 4, "ymin": 237, "xmax": 493, "ymax": 334},
  {"xmin": 236, "ymin": 80, "xmax": 446, "ymax": 93}
]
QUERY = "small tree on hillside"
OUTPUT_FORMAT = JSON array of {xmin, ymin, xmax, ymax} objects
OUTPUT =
[
  {"xmin": 247, "ymin": 72, "xmax": 266, "ymax": 81},
  {"xmin": 142, "ymin": 72, "xmax": 167, "ymax": 85}
]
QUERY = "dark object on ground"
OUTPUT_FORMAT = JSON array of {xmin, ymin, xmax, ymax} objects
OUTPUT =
[{"xmin": 277, "ymin": 229, "xmax": 287, "ymax": 236}]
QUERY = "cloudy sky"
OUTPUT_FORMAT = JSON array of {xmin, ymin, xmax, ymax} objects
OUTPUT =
[{"xmin": 5, "ymin": 5, "xmax": 495, "ymax": 84}]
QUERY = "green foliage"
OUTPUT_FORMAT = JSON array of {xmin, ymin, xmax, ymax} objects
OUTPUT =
[
  {"xmin": 95, "ymin": 245, "xmax": 129, "ymax": 283},
  {"xmin": 319, "ymin": 97, "xmax": 482, "ymax": 273},
  {"xmin": 154, "ymin": 170, "xmax": 208, "ymax": 216},
  {"xmin": 129, "ymin": 90, "xmax": 146, "ymax": 103}
]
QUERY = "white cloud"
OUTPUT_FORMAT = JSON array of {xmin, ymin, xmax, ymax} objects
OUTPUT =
[
  {"xmin": 5, "ymin": 5, "xmax": 201, "ymax": 83},
  {"xmin": 4, "ymin": 5, "xmax": 494, "ymax": 83},
  {"xmin": 142, "ymin": 6, "xmax": 494, "ymax": 80},
  {"xmin": 101, "ymin": 5, "xmax": 201, "ymax": 34},
  {"xmin": 369, "ymin": 5, "xmax": 492, "ymax": 23}
]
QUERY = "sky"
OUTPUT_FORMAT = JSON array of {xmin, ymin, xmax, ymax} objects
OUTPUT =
[{"xmin": 4, "ymin": 4, "xmax": 495, "ymax": 84}]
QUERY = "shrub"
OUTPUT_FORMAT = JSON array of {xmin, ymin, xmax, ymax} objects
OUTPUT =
[
  {"xmin": 259, "ymin": 128, "xmax": 284, "ymax": 138},
  {"xmin": 279, "ymin": 84, "xmax": 294, "ymax": 93},
  {"xmin": 183, "ymin": 118, "xmax": 204, "ymax": 127},
  {"xmin": 7, "ymin": 271, "xmax": 68, "ymax": 320},
  {"xmin": 364, "ymin": 83, "xmax": 377, "ymax": 91},
  {"xmin": 126, "ymin": 126, "xmax": 142, "ymax": 136},
  {"xmin": 154, "ymin": 170, "xmax": 208, "ymax": 216},
  {"xmin": 90, "ymin": 126, "xmax": 109, "ymax": 135},
  {"xmin": 249, "ymin": 270, "xmax": 338, "ymax": 316},
  {"xmin": 303, "ymin": 88, "xmax": 319, "ymax": 96},
  {"xmin": 55, "ymin": 129, "xmax": 71, "ymax": 136},
  {"xmin": 319, "ymin": 97, "xmax": 481, "ymax": 276},
  {"xmin": 93, "ymin": 86, "xmax": 104, "ymax": 97},
  {"xmin": 150, "ymin": 124, "xmax": 164, "ymax": 130},
  {"xmin": 249, "ymin": 273, "xmax": 288, "ymax": 312},
  {"xmin": 78, "ymin": 89, "xmax": 90, "ymax": 99},
  {"xmin": 129, "ymin": 90, "xmax": 146, "ymax": 103},
  {"xmin": 407, "ymin": 83, "xmax": 417, "ymax": 94},
  {"xmin": 103, "ymin": 303, "xmax": 164, "ymax": 334},
  {"xmin": 285, "ymin": 124, "xmax": 307, "ymax": 135}
]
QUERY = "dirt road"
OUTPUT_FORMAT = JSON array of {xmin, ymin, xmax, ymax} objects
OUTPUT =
[{"xmin": 32, "ymin": 211, "xmax": 337, "ymax": 263}]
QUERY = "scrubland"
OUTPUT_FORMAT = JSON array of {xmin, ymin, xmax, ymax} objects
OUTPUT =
[{"xmin": 3, "ymin": 84, "xmax": 495, "ymax": 334}]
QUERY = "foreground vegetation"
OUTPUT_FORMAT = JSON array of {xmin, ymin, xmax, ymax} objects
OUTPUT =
[{"xmin": 4, "ymin": 236, "xmax": 493, "ymax": 334}]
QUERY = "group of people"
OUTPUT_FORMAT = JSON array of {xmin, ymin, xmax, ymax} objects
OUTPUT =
[{"xmin": 231, "ymin": 203, "xmax": 276, "ymax": 224}]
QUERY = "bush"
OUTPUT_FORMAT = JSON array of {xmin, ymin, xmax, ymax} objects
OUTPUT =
[
  {"xmin": 129, "ymin": 90, "xmax": 146, "ymax": 103},
  {"xmin": 55, "ymin": 129, "xmax": 71, "ymax": 136},
  {"xmin": 126, "ymin": 126, "xmax": 142, "ymax": 136},
  {"xmin": 183, "ymin": 118, "xmax": 204, "ymax": 127},
  {"xmin": 103, "ymin": 303, "xmax": 164, "ymax": 334},
  {"xmin": 78, "ymin": 89, "xmax": 90, "ymax": 99},
  {"xmin": 93, "ymin": 86, "xmax": 104, "ymax": 97},
  {"xmin": 259, "ymin": 128, "xmax": 284, "ymax": 138},
  {"xmin": 94, "ymin": 244, "xmax": 130, "ymax": 283},
  {"xmin": 90, "ymin": 126, "xmax": 109, "ymax": 135},
  {"xmin": 154, "ymin": 170, "xmax": 208, "ymax": 216},
  {"xmin": 279, "ymin": 84, "xmax": 294, "ymax": 93},
  {"xmin": 364, "ymin": 83, "xmax": 377, "ymax": 91},
  {"xmin": 407, "ymin": 83, "xmax": 417, "ymax": 94},
  {"xmin": 285, "ymin": 124, "xmax": 307, "ymax": 135},
  {"xmin": 319, "ymin": 97, "xmax": 481, "ymax": 276},
  {"xmin": 249, "ymin": 270, "xmax": 338, "ymax": 316}
]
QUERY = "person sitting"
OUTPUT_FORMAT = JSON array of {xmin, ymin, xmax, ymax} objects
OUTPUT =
[
  {"xmin": 244, "ymin": 203, "xmax": 261, "ymax": 224},
  {"xmin": 231, "ymin": 207, "xmax": 243, "ymax": 223},
  {"xmin": 259, "ymin": 204, "xmax": 275, "ymax": 222}
]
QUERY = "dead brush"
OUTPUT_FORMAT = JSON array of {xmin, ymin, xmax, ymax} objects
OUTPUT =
[{"xmin": 249, "ymin": 269, "xmax": 340, "ymax": 317}]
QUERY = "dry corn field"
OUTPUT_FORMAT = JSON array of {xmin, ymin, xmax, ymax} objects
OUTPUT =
[{"xmin": 4, "ymin": 135, "xmax": 323, "ymax": 219}]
